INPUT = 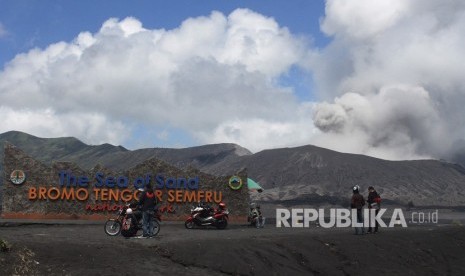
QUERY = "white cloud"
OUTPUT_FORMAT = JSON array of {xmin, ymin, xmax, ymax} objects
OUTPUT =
[
  {"xmin": 0, "ymin": 107, "xmax": 127, "ymax": 145},
  {"xmin": 3, "ymin": 3, "xmax": 465, "ymax": 162},
  {"xmin": 0, "ymin": 10, "xmax": 314, "ymax": 151},
  {"xmin": 195, "ymin": 103, "xmax": 316, "ymax": 152},
  {"xmin": 321, "ymin": 0, "xmax": 409, "ymax": 40},
  {"xmin": 310, "ymin": 0, "xmax": 465, "ymax": 161}
]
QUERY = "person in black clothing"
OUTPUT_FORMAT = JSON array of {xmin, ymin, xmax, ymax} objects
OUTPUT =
[
  {"xmin": 351, "ymin": 185, "xmax": 365, "ymax": 235},
  {"xmin": 367, "ymin": 186, "xmax": 381, "ymax": 233},
  {"xmin": 138, "ymin": 183, "xmax": 158, "ymax": 238}
]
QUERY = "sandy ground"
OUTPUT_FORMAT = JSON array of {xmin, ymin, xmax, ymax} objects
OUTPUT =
[{"xmin": 1, "ymin": 221, "xmax": 465, "ymax": 275}]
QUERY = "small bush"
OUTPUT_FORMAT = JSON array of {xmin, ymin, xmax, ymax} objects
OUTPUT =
[{"xmin": 0, "ymin": 238, "xmax": 12, "ymax": 252}]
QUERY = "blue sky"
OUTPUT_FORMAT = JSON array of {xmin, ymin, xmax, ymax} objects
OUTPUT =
[
  {"xmin": 1, "ymin": 0, "xmax": 465, "ymax": 162},
  {"xmin": 0, "ymin": 0, "xmax": 328, "ymax": 68}
]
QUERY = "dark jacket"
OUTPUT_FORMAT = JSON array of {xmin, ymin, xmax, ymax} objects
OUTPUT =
[
  {"xmin": 367, "ymin": 190, "xmax": 381, "ymax": 209},
  {"xmin": 351, "ymin": 193, "xmax": 365, "ymax": 209},
  {"xmin": 138, "ymin": 191, "xmax": 157, "ymax": 212}
]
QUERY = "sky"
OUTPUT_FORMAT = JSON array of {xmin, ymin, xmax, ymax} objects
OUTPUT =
[{"xmin": 1, "ymin": 0, "xmax": 465, "ymax": 163}]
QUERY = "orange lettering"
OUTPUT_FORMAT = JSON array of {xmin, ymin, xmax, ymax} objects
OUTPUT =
[
  {"xmin": 101, "ymin": 189, "xmax": 109, "ymax": 201},
  {"xmin": 39, "ymin": 187, "xmax": 47, "ymax": 200},
  {"xmin": 155, "ymin": 190, "xmax": 163, "ymax": 202},
  {"xmin": 120, "ymin": 189, "xmax": 132, "ymax": 202},
  {"xmin": 47, "ymin": 187, "xmax": 60, "ymax": 200},
  {"xmin": 205, "ymin": 191, "xmax": 212, "ymax": 203},
  {"xmin": 183, "ymin": 191, "xmax": 196, "ymax": 202},
  {"xmin": 167, "ymin": 190, "xmax": 175, "ymax": 203},
  {"xmin": 134, "ymin": 190, "xmax": 141, "ymax": 201},
  {"xmin": 28, "ymin": 187, "xmax": 37, "ymax": 200},
  {"xmin": 175, "ymin": 190, "xmax": 183, "ymax": 202},
  {"xmin": 197, "ymin": 190, "xmax": 205, "ymax": 201},
  {"xmin": 109, "ymin": 189, "xmax": 119, "ymax": 201},
  {"xmin": 61, "ymin": 188, "xmax": 75, "ymax": 200},
  {"xmin": 76, "ymin": 188, "xmax": 89, "ymax": 201},
  {"xmin": 214, "ymin": 191, "xmax": 222, "ymax": 203},
  {"xmin": 93, "ymin": 188, "xmax": 101, "ymax": 199}
]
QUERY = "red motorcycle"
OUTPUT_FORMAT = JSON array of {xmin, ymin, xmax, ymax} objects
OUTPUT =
[
  {"xmin": 104, "ymin": 202, "xmax": 162, "ymax": 237},
  {"xmin": 185, "ymin": 202, "xmax": 229, "ymax": 229}
]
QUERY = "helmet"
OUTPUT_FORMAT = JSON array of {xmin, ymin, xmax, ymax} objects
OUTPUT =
[
  {"xmin": 353, "ymin": 185, "xmax": 360, "ymax": 192},
  {"xmin": 219, "ymin": 202, "xmax": 226, "ymax": 209},
  {"xmin": 250, "ymin": 202, "xmax": 256, "ymax": 209},
  {"xmin": 126, "ymin": 208, "xmax": 133, "ymax": 215}
]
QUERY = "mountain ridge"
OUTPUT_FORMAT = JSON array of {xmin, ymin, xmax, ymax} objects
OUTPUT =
[{"xmin": 1, "ymin": 130, "xmax": 465, "ymax": 206}]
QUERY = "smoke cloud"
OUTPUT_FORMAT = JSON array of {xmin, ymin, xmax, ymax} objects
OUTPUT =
[{"xmin": 310, "ymin": 0, "xmax": 465, "ymax": 161}]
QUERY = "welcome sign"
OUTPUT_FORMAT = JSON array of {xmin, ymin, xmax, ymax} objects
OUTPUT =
[
  {"xmin": 28, "ymin": 171, "xmax": 224, "ymax": 210},
  {"xmin": 1, "ymin": 142, "xmax": 249, "ymax": 220}
]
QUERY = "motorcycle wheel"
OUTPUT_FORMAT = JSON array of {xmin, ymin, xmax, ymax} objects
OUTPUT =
[
  {"xmin": 185, "ymin": 220, "xmax": 195, "ymax": 229},
  {"xmin": 104, "ymin": 219, "xmax": 122, "ymax": 236},
  {"xmin": 152, "ymin": 220, "xmax": 161, "ymax": 236},
  {"xmin": 216, "ymin": 219, "xmax": 228, "ymax": 230}
]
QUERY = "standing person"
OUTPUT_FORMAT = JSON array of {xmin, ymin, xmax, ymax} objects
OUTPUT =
[
  {"xmin": 249, "ymin": 203, "xmax": 265, "ymax": 228},
  {"xmin": 138, "ymin": 183, "xmax": 158, "ymax": 238},
  {"xmin": 367, "ymin": 186, "xmax": 381, "ymax": 233},
  {"xmin": 351, "ymin": 185, "xmax": 365, "ymax": 235}
]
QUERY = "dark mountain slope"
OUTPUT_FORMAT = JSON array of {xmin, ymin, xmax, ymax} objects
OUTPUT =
[{"xmin": 2, "ymin": 131, "xmax": 465, "ymax": 206}]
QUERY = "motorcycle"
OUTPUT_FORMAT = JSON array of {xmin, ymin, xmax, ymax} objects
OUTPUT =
[
  {"xmin": 104, "ymin": 202, "xmax": 162, "ymax": 238},
  {"xmin": 185, "ymin": 202, "xmax": 229, "ymax": 229}
]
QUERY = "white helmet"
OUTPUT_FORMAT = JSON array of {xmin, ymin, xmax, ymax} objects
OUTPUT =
[{"xmin": 126, "ymin": 208, "xmax": 133, "ymax": 214}]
